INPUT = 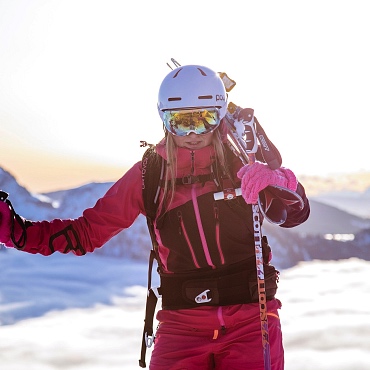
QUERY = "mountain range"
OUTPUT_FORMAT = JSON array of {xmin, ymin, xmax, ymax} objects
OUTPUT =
[{"xmin": 1, "ymin": 167, "xmax": 370, "ymax": 270}]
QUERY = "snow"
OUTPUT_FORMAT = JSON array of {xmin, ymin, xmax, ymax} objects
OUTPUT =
[{"xmin": 1, "ymin": 249, "xmax": 369, "ymax": 369}]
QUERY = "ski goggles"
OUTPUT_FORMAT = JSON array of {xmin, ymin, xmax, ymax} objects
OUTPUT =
[{"xmin": 163, "ymin": 108, "xmax": 220, "ymax": 136}]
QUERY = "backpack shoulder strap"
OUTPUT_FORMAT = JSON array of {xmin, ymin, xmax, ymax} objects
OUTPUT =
[
  {"xmin": 142, "ymin": 145, "xmax": 165, "ymax": 221},
  {"xmin": 141, "ymin": 145, "xmax": 166, "ymax": 257}
]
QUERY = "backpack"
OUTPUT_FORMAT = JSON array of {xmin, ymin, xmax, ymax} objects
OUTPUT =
[{"xmin": 138, "ymin": 143, "xmax": 237, "ymax": 367}]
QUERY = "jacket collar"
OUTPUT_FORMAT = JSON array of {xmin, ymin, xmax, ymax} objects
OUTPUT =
[{"xmin": 156, "ymin": 138, "xmax": 216, "ymax": 177}]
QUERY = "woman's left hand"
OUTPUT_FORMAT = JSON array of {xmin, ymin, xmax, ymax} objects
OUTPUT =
[{"xmin": 237, "ymin": 162, "xmax": 298, "ymax": 204}]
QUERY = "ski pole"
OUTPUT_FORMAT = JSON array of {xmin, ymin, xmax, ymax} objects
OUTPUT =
[
  {"xmin": 239, "ymin": 110, "xmax": 271, "ymax": 370},
  {"xmin": 222, "ymin": 105, "xmax": 272, "ymax": 370},
  {"xmin": 247, "ymin": 151, "xmax": 271, "ymax": 370}
]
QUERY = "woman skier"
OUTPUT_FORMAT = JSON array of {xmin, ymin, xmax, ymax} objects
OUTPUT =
[{"xmin": 0, "ymin": 64, "xmax": 310, "ymax": 369}]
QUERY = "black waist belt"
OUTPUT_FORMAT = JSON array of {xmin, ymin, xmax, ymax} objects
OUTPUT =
[
  {"xmin": 159, "ymin": 260, "xmax": 279, "ymax": 310},
  {"xmin": 139, "ymin": 257, "xmax": 279, "ymax": 368}
]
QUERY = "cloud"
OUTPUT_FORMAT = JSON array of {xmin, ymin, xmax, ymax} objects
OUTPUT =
[{"xmin": 0, "ymin": 249, "xmax": 369, "ymax": 369}]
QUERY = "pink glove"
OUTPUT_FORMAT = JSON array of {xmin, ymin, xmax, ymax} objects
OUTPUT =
[
  {"xmin": 237, "ymin": 162, "xmax": 298, "ymax": 204},
  {"xmin": 0, "ymin": 200, "xmax": 12, "ymax": 245}
]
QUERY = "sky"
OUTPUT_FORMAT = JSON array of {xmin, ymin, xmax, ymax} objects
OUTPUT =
[
  {"xmin": 1, "ymin": 0, "xmax": 370, "ymax": 192},
  {"xmin": 1, "ymin": 249, "xmax": 369, "ymax": 370}
]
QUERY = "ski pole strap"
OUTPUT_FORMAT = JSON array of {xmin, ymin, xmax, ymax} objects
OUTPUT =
[
  {"xmin": 0, "ymin": 190, "xmax": 28, "ymax": 249},
  {"xmin": 0, "ymin": 190, "xmax": 8, "ymax": 202},
  {"xmin": 139, "ymin": 286, "xmax": 161, "ymax": 368},
  {"xmin": 139, "ymin": 288, "xmax": 160, "ymax": 367},
  {"xmin": 139, "ymin": 250, "xmax": 161, "ymax": 368}
]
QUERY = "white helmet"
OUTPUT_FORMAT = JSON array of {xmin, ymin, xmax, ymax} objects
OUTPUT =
[{"xmin": 157, "ymin": 65, "xmax": 227, "ymax": 121}]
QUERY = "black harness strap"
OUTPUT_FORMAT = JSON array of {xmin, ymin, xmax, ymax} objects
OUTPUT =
[{"xmin": 139, "ymin": 250, "xmax": 161, "ymax": 368}]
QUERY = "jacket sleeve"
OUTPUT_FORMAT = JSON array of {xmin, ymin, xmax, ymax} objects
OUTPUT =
[{"xmin": 6, "ymin": 162, "xmax": 145, "ymax": 256}]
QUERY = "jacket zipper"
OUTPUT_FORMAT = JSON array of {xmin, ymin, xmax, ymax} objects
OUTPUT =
[
  {"xmin": 190, "ymin": 150, "xmax": 217, "ymax": 268},
  {"xmin": 217, "ymin": 306, "xmax": 227, "ymax": 334},
  {"xmin": 177, "ymin": 211, "xmax": 201, "ymax": 268},
  {"xmin": 191, "ymin": 185, "xmax": 215, "ymax": 268},
  {"xmin": 213, "ymin": 202, "xmax": 225, "ymax": 265}
]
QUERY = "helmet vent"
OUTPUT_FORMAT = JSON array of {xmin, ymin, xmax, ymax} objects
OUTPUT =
[
  {"xmin": 198, "ymin": 95, "xmax": 213, "ymax": 100},
  {"xmin": 173, "ymin": 68, "xmax": 183, "ymax": 78},
  {"xmin": 168, "ymin": 97, "xmax": 182, "ymax": 101},
  {"xmin": 197, "ymin": 68, "xmax": 207, "ymax": 76}
]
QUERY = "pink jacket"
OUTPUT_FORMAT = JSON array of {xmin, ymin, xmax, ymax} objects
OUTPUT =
[{"xmin": 4, "ymin": 140, "xmax": 309, "ymax": 275}]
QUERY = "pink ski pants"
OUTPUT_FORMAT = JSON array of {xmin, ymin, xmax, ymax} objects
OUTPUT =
[{"xmin": 150, "ymin": 298, "xmax": 284, "ymax": 370}]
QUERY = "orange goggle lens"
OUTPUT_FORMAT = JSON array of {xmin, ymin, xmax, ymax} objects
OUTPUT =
[{"xmin": 163, "ymin": 108, "xmax": 220, "ymax": 136}]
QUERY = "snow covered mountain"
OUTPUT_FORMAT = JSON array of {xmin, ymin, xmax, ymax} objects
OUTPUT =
[{"xmin": 1, "ymin": 167, "xmax": 370, "ymax": 269}]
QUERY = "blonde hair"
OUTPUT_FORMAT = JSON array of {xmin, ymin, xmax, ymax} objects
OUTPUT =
[{"xmin": 158, "ymin": 129, "xmax": 228, "ymax": 215}]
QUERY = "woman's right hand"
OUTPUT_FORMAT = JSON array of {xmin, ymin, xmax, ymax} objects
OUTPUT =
[{"xmin": 0, "ymin": 200, "xmax": 12, "ymax": 244}]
